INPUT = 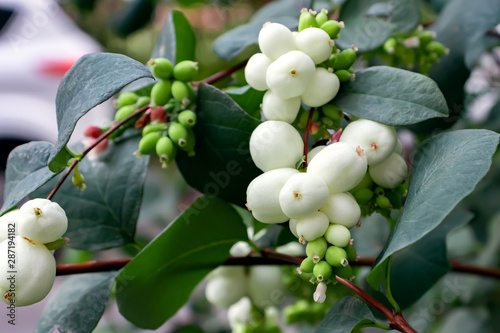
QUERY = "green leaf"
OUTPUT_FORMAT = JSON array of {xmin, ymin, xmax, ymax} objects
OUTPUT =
[
  {"xmin": 226, "ymin": 85, "xmax": 265, "ymax": 119},
  {"xmin": 49, "ymin": 53, "xmax": 154, "ymax": 173},
  {"xmin": 315, "ymin": 296, "xmax": 377, "ymax": 333},
  {"xmin": 152, "ymin": 10, "xmax": 196, "ymax": 64},
  {"xmin": 332, "ymin": 66, "xmax": 448, "ymax": 125},
  {"xmin": 0, "ymin": 142, "xmax": 59, "ymax": 215},
  {"xmin": 35, "ymin": 272, "xmax": 117, "ymax": 333},
  {"xmin": 34, "ymin": 138, "xmax": 149, "ymax": 251},
  {"xmin": 337, "ymin": 0, "xmax": 420, "ymax": 51},
  {"xmin": 212, "ymin": 0, "xmax": 306, "ymax": 61},
  {"xmin": 176, "ymin": 83, "xmax": 261, "ymax": 207},
  {"xmin": 111, "ymin": 0, "xmax": 155, "ymax": 36},
  {"xmin": 115, "ymin": 196, "xmax": 247, "ymax": 329},
  {"xmin": 389, "ymin": 209, "xmax": 473, "ymax": 308},
  {"xmin": 368, "ymin": 129, "xmax": 499, "ymax": 290}
]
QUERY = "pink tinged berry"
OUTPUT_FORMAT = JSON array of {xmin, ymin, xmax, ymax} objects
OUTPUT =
[
  {"xmin": 313, "ymin": 282, "xmax": 327, "ymax": 303},
  {"xmin": 84, "ymin": 126, "xmax": 102, "ymax": 139},
  {"xmin": 329, "ymin": 129, "xmax": 343, "ymax": 144}
]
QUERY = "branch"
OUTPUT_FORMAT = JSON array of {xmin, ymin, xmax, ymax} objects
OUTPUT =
[
  {"xmin": 46, "ymin": 105, "xmax": 149, "ymax": 200},
  {"xmin": 197, "ymin": 60, "xmax": 248, "ymax": 86}
]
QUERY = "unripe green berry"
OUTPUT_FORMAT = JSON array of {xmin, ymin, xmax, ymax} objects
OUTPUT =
[
  {"xmin": 117, "ymin": 92, "xmax": 138, "ymax": 108},
  {"xmin": 345, "ymin": 244, "xmax": 357, "ymax": 261},
  {"xmin": 306, "ymin": 237, "xmax": 327, "ymax": 263},
  {"xmin": 351, "ymin": 172, "xmax": 373, "ymax": 191},
  {"xmin": 315, "ymin": 9, "xmax": 328, "ymax": 26},
  {"xmin": 178, "ymin": 110, "xmax": 197, "ymax": 128},
  {"xmin": 334, "ymin": 48, "xmax": 357, "ymax": 70},
  {"xmin": 168, "ymin": 122, "xmax": 188, "ymax": 146},
  {"xmin": 376, "ymin": 196, "xmax": 391, "ymax": 209},
  {"xmin": 156, "ymin": 136, "xmax": 177, "ymax": 168},
  {"xmin": 383, "ymin": 38, "xmax": 397, "ymax": 54},
  {"xmin": 334, "ymin": 69, "xmax": 354, "ymax": 82},
  {"xmin": 426, "ymin": 41, "xmax": 447, "ymax": 56},
  {"xmin": 298, "ymin": 9, "xmax": 318, "ymax": 31},
  {"xmin": 139, "ymin": 132, "xmax": 161, "ymax": 155},
  {"xmin": 351, "ymin": 188, "xmax": 374, "ymax": 204},
  {"xmin": 334, "ymin": 264, "xmax": 354, "ymax": 280},
  {"xmin": 324, "ymin": 224, "xmax": 351, "ymax": 247},
  {"xmin": 322, "ymin": 104, "xmax": 342, "ymax": 120},
  {"xmin": 150, "ymin": 57, "xmax": 174, "ymax": 80},
  {"xmin": 320, "ymin": 20, "xmax": 343, "ymax": 39},
  {"xmin": 136, "ymin": 96, "xmax": 151, "ymax": 108},
  {"xmin": 300, "ymin": 108, "xmax": 319, "ymax": 125},
  {"xmin": 325, "ymin": 246, "xmax": 348, "ymax": 267},
  {"xmin": 299, "ymin": 271, "xmax": 313, "ymax": 282},
  {"xmin": 142, "ymin": 123, "xmax": 167, "ymax": 136},
  {"xmin": 299, "ymin": 257, "xmax": 315, "ymax": 274},
  {"xmin": 375, "ymin": 186, "xmax": 385, "ymax": 197},
  {"xmin": 115, "ymin": 105, "xmax": 137, "ymax": 122},
  {"xmin": 178, "ymin": 128, "xmax": 196, "ymax": 156},
  {"xmin": 151, "ymin": 80, "xmax": 172, "ymax": 106},
  {"xmin": 171, "ymin": 80, "xmax": 190, "ymax": 102},
  {"xmin": 283, "ymin": 301, "xmax": 307, "ymax": 324},
  {"xmin": 418, "ymin": 31, "xmax": 436, "ymax": 46},
  {"xmin": 173, "ymin": 60, "xmax": 199, "ymax": 82},
  {"xmin": 313, "ymin": 260, "xmax": 332, "ymax": 282}
]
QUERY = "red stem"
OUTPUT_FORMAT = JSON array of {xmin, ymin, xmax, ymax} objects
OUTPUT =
[
  {"xmin": 198, "ymin": 60, "xmax": 248, "ymax": 86},
  {"xmin": 303, "ymin": 108, "xmax": 315, "ymax": 167}
]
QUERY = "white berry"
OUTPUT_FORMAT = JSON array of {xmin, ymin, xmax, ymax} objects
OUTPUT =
[
  {"xmin": 250, "ymin": 121, "xmax": 304, "ymax": 172},
  {"xmin": 301, "ymin": 67, "xmax": 340, "ymax": 107},
  {"xmin": 262, "ymin": 90, "xmax": 301, "ymax": 123},
  {"xmin": 307, "ymin": 146, "xmax": 326, "ymax": 162},
  {"xmin": 279, "ymin": 173, "xmax": 329, "ymax": 218},
  {"xmin": 246, "ymin": 168, "xmax": 299, "ymax": 223},
  {"xmin": 266, "ymin": 50, "xmax": 316, "ymax": 99},
  {"xmin": 247, "ymin": 266, "xmax": 284, "ymax": 307},
  {"xmin": 324, "ymin": 224, "xmax": 351, "ymax": 247},
  {"xmin": 0, "ymin": 210, "xmax": 18, "ymax": 242},
  {"xmin": 339, "ymin": 119, "xmax": 397, "ymax": 165},
  {"xmin": 228, "ymin": 297, "xmax": 252, "ymax": 329},
  {"xmin": 320, "ymin": 193, "xmax": 360, "ymax": 229},
  {"xmin": 205, "ymin": 266, "xmax": 247, "ymax": 308},
  {"xmin": 245, "ymin": 53, "xmax": 272, "ymax": 91},
  {"xmin": 307, "ymin": 142, "xmax": 367, "ymax": 193},
  {"xmin": 295, "ymin": 27, "xmax": 333, "ymax": 64},
  {"xmin": 258, "ymin": 22, "xmax": 296, "ymax": 60},
  {"xmin": 18, "ymin": 199, "xmax": 68, "ymax": 244},
  {"xmin": 294, "ymin": 211, "xmax": 329, "ymax": 242},
  {"xmin": 369, "ymin": 152, "xmax": 408, "ymax": 188}
]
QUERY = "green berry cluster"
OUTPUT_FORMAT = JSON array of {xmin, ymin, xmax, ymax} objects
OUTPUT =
[
  {"xmin": 296, "ymin": 104, "xmax": 344, "ymax": 140},
  {"xmin": 364, "ymin": 26, "xmax": 448, "ymax": 74},
  {"xmin": 282, "ymin": 299, "xmax": 329, "ymax": 325}
]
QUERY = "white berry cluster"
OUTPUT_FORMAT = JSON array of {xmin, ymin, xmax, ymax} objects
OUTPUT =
[
  {"xmin": 0, "ymin": 199, "xmax": 68, "ymax": 306},
  {"xmin": 245, "ymin": 20, "xmax": 341, "ymax": 123}
]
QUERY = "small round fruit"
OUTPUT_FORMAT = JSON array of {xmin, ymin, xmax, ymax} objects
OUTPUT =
[
  {"xmin": 306, "ymin": 142, "xmax": 368, "ymax": 193},
  {"xmin": 173, "ymin": 60, "xmax": 199, "ymax": 81},
  {"xmin": 156, "ymin": 136, "xmax": 177, "ymax": 168},
  {"xmin": 245, "ymin": 53, "xmax": 272, "ymax": 91},
  {"xmin": 295, "ymin": 27, "xmax": 333, "ymax": 64},
  {"xmin": 178, "ymin": 110, "xmax": 197, "ymax": 128},
  {"xmin": 394, "ymin": 139, "xmax": 403, "ymax": 155},
  {"xmin": 258, "ymin": 22, "xmax": 296, "ymax": 60},
  {"xmin": 333, "ymin": 48, "xmax": 357, "ymax": 70},
  {"xmin": 116, "ymin": 92, "xmax": 138, "ymax": 108},
  {"xmin": 319, "ymin": 192, "xmax": 360, "ymax": 228},
  {"xmin": 298, "ymin": 9, "xmax": 318, "ymax": 31},
  {"xmin": 334, "ymin": 69, "xmax": 354, "ymax": 82},
  {"xmin": 139, "ymin": 132, "xmax": 161, "ymax": 155},
  {"xmin": 325, "ymin": 224, "xmax": 351, "ymax": 247},
  {"xmin": 320, "ymin": 20, "xmax": 343, "ymax": 39},
  {"xmin": 322, "ymin": 104, "xmax": 342, "ymax": 120},
  {"xmin": 334, "ymin": 264, "xmax": 354, "ymax": 280},
  {"xmin": 249, "ymin": 121, "xmax": 304, "ymax": 172},
  {"xmin": 205, "ymin": 266, "xmax": 246, "ymax": 308},
  {"xmin": 227, "ymin": 297, "xmax": 252, "ymax": 329},
  {"xmin": 345, "ymin": 244, "xmax": 357, "ymax": 261},
  {"xmin": 266, "ymin": 50, "xmax": 316, "ymax": 99},
  {"xmin": 350, "ymin": 172, "xmax": 373, "ymax": 191},
  {"xmin": 262, "ymin": 90, "xmax": 301, "ymax": 124},
  {"xmin": 376, "ymin": 196, "xmax": 391, "ymax": 208},
  {"xmin": 369, "ymin": 153, "xmax": 408, "ymax": 189},
  {"xmin": 279, "ymin": 173, "xmax": 329, "ymax": 219},
  {"xmin": 246, "ymin": 168, "xmax": 299, "ymax": 224},
  {"xmin": 150, "ymin": 57, "xmax": 174, "ymax": 80},
  {"xmin": 136, "ymin": 96, "xmax": 151, "ymax": 108},
  {"xmin": 325, "ymin": 246, "xmax": 348, "ymax": 267},
  {"xmin": 247, "ymin": 265, "xmax": 284, "ymax": 307},
  {"xmin": 313, "ymin": 261, "xmax": 332, "ymax": 282},
  {"xmin": 18, "ymin": 199, "xmax": 68, "ymax": 244},
  {"xmin": 0, "ymin": 210, "xmax": 18, "ymax": 242},
  {"xmin": 315, "ymin": 9, "xmax": 328, "ymax": 26},
  {"xmin": 294, "ymin": 211, "xmax": 330, "ymax": 243},
  {"xmin": 351, "ymin": 188, "xmax": 374, "ymax": 205},
  {"xmin": 299, "ymin": 257, "xmax": 315, "ymax": 274},
  {"xmin": 306, "ymin": 237, "xmax": 327, "ymax": 263},
  {"xmin": 301, "ymin": 67, "xmax": 340, "ymax": 107},
  {"xmin": 151, "ymin": 80, "xmax": 172, "ymax": 106},
  {"xmin": 142, "ymin": 123, "xmax": 167, "ymax": 136},
  {"xmin": 168, "ymin": 123, "xmax": 188, "ymax": 146},
  {"xmin": 339, "ymin": 119, "xmax": 397, "ymax": 165},
  {"xmin": 115, "ymin": 105, "xmax": 137, "ymax": 122},
  {"xmin": 307, "ymin": 146, "xmax": 326, "ymax": 162},
  {"xmin": 178, "ymin": 128, "xmax": 196, "ymax": 156},
  {"xmin": 171, "ymin": 80, "xmax": 190, "ymax": 102}
]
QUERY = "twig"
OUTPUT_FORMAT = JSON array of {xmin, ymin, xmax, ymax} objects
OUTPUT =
[
  {"xmin": 197, "ymin": 60, "xmax": 248, "ymax": 86},
  {"xmin": 46, "ymin": 105, "xmax": 149, "ymax": 201}
]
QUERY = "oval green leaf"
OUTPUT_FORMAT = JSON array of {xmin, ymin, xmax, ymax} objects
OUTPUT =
[{"xmin": 315, "ymin": 296, "xmax": 377, "ymax": 332}]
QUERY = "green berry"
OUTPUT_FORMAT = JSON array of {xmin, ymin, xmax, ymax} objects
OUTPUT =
[
  {"xmin": 315, "ymin": 9, "xmax": 328, "ymax": 26},
  {"xmin": 283, "ymin": 300, "xmax": 309, "ymax": 324},
  {"xmin": 351, "ymin": 188, "xmax": 374, "ymax": 204},
  {"xmin": 418, "ymin": 31, "xmax": 436, "ymax": 46},
  {"xmin": 298, "ymin": 9, "xmax": 318, "ymax": 31},
  {"xmin": 325, "ymin": 224, "xmax": 351, "ymax": 248},
  {"xmin": 173, "ymin": 60, "xmax": 199, "ymax": 82},
  {"xmin": 313, "ymin": 261, "xmax": 332, "ymax": 282},
  {"xmin": 345, "ymin": 244, "xmax": 357, "ymax": 262},
  {"xmin": 351, "ymin": 172, "xmax": 373, "ymax": 191},
  {"xmin": 299, "ymin": 257, "xmax": 315, "ymax": 274},
  {"xmin": 136, "ymin": 96, "xmax": 151, "ymax": 108},
  {"xmin": 151, "ymin": 80, "xmax": 172, "ymax": 107},
  {"xmin": 168, "ymin": 122, "xmax": 188, "ymax": 146},
  {"xmin": 324, "ymin": 53, "xmax": 337, "ymax": 68},
  {"xmin": 171, "ymin": 80, "xmax": 190, "ymax": 102},
  {"xmin": 117, "ymin": 92, "xmax": 138, "ymax": 108},
  {"xmin": 322, "ymin": 104, "xmax": 342, "ymax": 120},
  {"xmin": 334, "ymin": 48, "xmax": 357, "ymax": 70},
  {"xmin": 142, "ymin": 123, "xmax": 167, "ymax": 136},
  {"xmin": 334, "ymin": 264, "xmax": 353, "ymax": 280},
  {"xmin": 334, "ymin": 69, "xmax": 354, "ymax": 82},
  {"xmin": 115, "ymin": 105, "xmax": 137, "ymax": 122},
  {"xmin": 376, "ymin": 196, "xmax": 391, "ymax": 209},
  {"xmin": 306, "ymin": 237, "xmax": 327, "ymax": 263},
  {"xmin": 156, "ymin": 136, "xmax": 177, "ymax": 168},
  {"xmin": 426, "ymin": 41, "xmax": 447, "ymax": 56},
  {"xmin": 383, "ymin": 38, "xmax": 397, "ymax": 54},
  {"xmin": 320, "ymin": 20, "xmax": 343, "ymax": 39},
  {"xmin": 139, "ymin": 132, "xmax": 161, "ymax": 155},
  {"xmin": 299, "ymin": 271, "xmax": 313, "ymax": 282},
  {"xmin": 178, "ymin": 110, "xmax": 197, "ymax": 128},
  {"xmin": 299, "ymin": 108, "xmax": 319, "ymax": 125},
  {"xmin": 180, "ymin": 128, "xmax": 196, "ymax": 156},
  {"xmin": 150, "ymin": 57, "xmax": 174, "ymax": 80},
  {"xmin": 375, "ymin": 186, "xmax": 385, "ymax": 197},
  {"xmin": 325, "ymin": 246, "xmax": 348, "ymax": 267}
]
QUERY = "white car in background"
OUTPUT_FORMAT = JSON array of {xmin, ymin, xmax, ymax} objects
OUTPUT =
[{"xmin": 0, "ymin": 0, "xmax": 111, "ymax": 173}]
